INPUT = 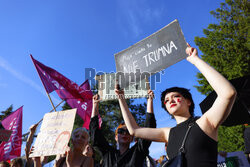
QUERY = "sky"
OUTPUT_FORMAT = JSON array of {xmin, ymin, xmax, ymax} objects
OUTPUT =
[{"xmin": 0, "ymin": 0, "xmax": 225, "ymax": 163}]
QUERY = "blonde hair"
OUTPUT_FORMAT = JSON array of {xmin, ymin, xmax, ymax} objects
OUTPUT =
[{"xmin": 72, "ymin": 127, "xmax": 89, "ymax": 140}]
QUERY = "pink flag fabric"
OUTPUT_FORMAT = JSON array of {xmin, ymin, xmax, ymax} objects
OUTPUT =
[
  {"xmin": 30, "ymin": 55, "xmax": 92, "ymax": 101},
  {"xmin": 30, "ymin": 55, "xmax": 100, "ymax": 129},
  {"xmin": 66, "ymin": 80, "xmax": 102, "ymax": 129},
  {"xmin": 0, "ymin": 106, "xmax": 23, "ymax": 161}
]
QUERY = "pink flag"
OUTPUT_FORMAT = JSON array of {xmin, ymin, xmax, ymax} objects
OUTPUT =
[
  {"xmin": 30, "ymin": 55, "xmax": 100, "ymax": 128},
  {"xmin": 66, "ymin": 80, "xmax": 102, "ymax": 129},
  {"xmin": 30, "ymin": 55, "xmax": 92, "ymax": 101},
  {"xmin": 0, "ymin": 106, "xmax": 23, "ymax": 161}
]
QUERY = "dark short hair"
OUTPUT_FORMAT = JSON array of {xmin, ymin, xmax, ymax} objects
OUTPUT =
[
  {"xmin": 161, "ymin": 87, "xmax": 194, "ymax": 118},
  {"xmin": 11, "ymin": 158, "xmax": 23, "ymax": 166}
]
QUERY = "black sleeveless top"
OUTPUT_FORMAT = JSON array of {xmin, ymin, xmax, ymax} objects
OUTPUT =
[{"xmin": 167, "ymin": 117, "xmax": 218, "ymax": 167}]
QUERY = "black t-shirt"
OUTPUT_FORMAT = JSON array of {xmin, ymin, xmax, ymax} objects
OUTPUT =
[
  {"xmin": 89, "ymin": 113, "xmax": 156, "ymax": 167},
  {"xmin": 167, "ymin": 117, "xmax": 218, "ymax": 167}
]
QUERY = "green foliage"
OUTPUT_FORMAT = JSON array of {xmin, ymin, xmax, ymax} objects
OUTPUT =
[
  {"xmin": 0, "ymin": 104, "xmax": 13, "ymax": 121},
  {"xmin": 194, "ymin": 0, "xmax": 250, "ymax": 95},
  {"xmin": 194, "ymin": 0, "xmax": 249, "ymax": 152},
  {"xmin": 218, "ymin": 125, "xmax": 245, "ymax": 152}
]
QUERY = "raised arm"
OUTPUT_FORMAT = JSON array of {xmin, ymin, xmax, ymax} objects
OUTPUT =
[
  {"xmin": 91, "ymin": 94, "xmax": 100, "ymax": 118},
  {"xmin": 186, "ymin": 44, "xmax": 236, "ymax": 134},
  {"xmin": 147, "ymin": 89, "xmax": 154, "ymax": 114},
  {"xmin": 115, "ymin": 86, "xmax": 170, "ymax": 142},
  {"xmin": 144, "ymin": 89, "xmax": 156, "ymax": 128},
  {"xmin": 25, "ymin": 123, "xmax": 38, "ymax": 166},
  {"xmin": 136, "ymin": 89, "xmax": 157, "ymax": 151},
  {"xmin": 89, "ymin": 94, "xmax": 114, "ymax": 154}
]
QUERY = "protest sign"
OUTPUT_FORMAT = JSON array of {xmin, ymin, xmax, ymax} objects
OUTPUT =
[
  {"xmin": 0, "ymin": 130, "xmax": 12, "ymax": 142},
  {"xmin": 0, "ymin": 106, "xmax": 23, "ymax": 161},
  {"xmin": 96, "ymin": 73, "xmax": 149, "ymax": 100},
  {"xmin": 29, "ymin": 109, "xmax": 76, "ymax": 157},
  {"xmin": 114, "ymin": 19, "xmax": 186, "ymax": 88}
]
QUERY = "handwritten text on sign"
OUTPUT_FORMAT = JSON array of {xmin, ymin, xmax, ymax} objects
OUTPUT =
[
  {"xmin": 29, "ymin": 109, "xmax": 76, "ymax": 157},
  {"xmin": 115, "ymin": 19, "xmax": 187, "ymax": 87}
]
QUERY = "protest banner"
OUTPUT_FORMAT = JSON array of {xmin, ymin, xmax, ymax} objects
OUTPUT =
[
  {"xmin": 29, "ymin": 109, "xmax": 76, "ymax": 157},
  {"xmin": 0, "ymin": 130, "xmax": 12, "ymax": 142},
  {"xmin": 0, "ymin": 106, "xmax": 23, "ymax": 161},
  {"xmin": 96, "ymin": 73, "xmax": 149, "ymax": 100},
  {"xmin": 114, "ymin": 19, "xmax": 187, "ymax": 88}
]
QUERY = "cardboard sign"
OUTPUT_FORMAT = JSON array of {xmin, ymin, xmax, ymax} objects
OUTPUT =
[
  {"xmin": 96, "ymin": 73, "xmax": 150, "ymax": 100},
  {"xmin": 114, "ymin": 19, "xmax": 186, "ymax": 88},
  {"xmin": 0, "ymin": 129, "xmax": 12, "ymax": 142},
  {"xmin": 29, "ymin": 109, "xmax": 76, "ymax": 157}
]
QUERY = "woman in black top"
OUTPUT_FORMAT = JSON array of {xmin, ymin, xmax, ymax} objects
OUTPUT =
[
  {"xmin": 90, "ymin": 90, "xmax": 156, "ymax": 167},
  {"xmin": 116, "ymin": 44, "xmax": 237, "ymax": 167}
]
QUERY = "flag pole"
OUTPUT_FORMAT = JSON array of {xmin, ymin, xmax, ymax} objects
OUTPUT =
[
  {"xmin": 37, "ymin": 99, "xmax": 65, "ymax": 125},
  {"xmin": 30, "ymin": 54, "xmax": 57, "ymax": 112},
  {"xmin": 46, "ymin": 92, "xmax": 57, "ymax": 112}
]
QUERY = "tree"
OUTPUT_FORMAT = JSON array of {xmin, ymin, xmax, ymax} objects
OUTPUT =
[
  {"xmin": 194, "ymin": 0, "xmax": 249, "ymax": 152},
  {"xmin": 0, "ymin": 105, "xmax": 13, "ymax": 121}
]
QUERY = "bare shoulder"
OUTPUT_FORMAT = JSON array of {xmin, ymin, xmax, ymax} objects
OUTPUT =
[{"xmin": 196, "ymin": 116, "xmax": 218, "ymax": 141}]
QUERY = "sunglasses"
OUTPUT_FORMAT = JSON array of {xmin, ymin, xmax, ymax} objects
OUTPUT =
[{"xmin": 117, "ymin": 128, "xmax": 129, "ymax": 135}]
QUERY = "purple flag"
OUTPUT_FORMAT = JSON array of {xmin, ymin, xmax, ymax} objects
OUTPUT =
[
  {"xmin": 30, "ymin": 55, "xmax": 92, "ymax": 101},
  {"xmin": 0, "ymin": 106, "xmax": 23, "ymax": 161},
  {"xmin": 66, "ymin": 80, "xmax": 102, "ymax": 129}
]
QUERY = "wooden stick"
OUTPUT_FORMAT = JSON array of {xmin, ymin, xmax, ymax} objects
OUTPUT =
[{"xmin": 37, "ymin": 99, "xmax": 65, "ymax": 125}]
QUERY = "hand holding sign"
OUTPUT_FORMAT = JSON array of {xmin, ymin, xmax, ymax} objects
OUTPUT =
[
  {"xmin": 115, "ymin": 84, "xmax": 125, "ymax": 99},
  {"xmin": 29, "ymin": 123, "xmax": 39, "ymax": 133},
  {"xmin": 186, "ymin": 43, "xmax": 199, "ymax": 64},
  {"xmin": 29, "ymin": 109, "xmax": 76, "ymax": 157},
  {"xmin": 65, "ymin": 147, "xmax": 74, "ymax": 167},
  {"xmin": 92, "ymin": 94, "xmax": 100, "ymax": 106}
]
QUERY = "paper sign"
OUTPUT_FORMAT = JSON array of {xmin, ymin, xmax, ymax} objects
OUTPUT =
[
  {"xmin": 114, "ymin": 19, "xmax": 187, "ymax": 88},
  {"xmin": 96, "ymin": 73, "xmax": 150, "ymax": 100},
  {"xmin": 29, "ymin": 109, "xmax": 76, "ymax": 157},
  {"xmin": 0, "ymin": 130, "xmax": 12, "ymax": 142}
]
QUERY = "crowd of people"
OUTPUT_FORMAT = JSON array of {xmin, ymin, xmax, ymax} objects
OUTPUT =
[{"xmin": 1, "ymin": 44, "xmax": 249, "ymax": 167}]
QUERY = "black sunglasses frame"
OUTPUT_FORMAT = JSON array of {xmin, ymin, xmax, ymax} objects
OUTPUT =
[{"xmin": 117, "ymin": 128, "xmax": 129, "ymax": 135}]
